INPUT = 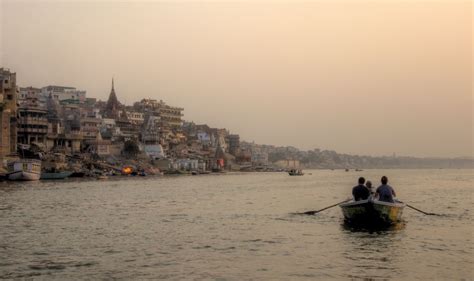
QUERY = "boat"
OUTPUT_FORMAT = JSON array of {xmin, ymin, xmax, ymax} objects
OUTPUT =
[
  {"xmin": 288, "ymin": 169, "xmax": 304, "ymax": 176},
  {"xmin": 7, "ymin": 159, "xmax": 42, "ymax": 181},
  {"xmin": 40, "ymin": 171, "xmax": 73, "ymax": 180},
  {"xmin": 69, "ymin": 171, "xmax": 86, "ymax": 178},
  {"xmin": 97, "ymin": 175, "xmax": 108, "ymax": 180},
  {"xmin": 340, "ymin": 197, "xmax": 405, "ymax": 226}
]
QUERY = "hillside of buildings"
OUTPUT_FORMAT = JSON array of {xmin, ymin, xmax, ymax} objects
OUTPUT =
[
  {"xmin": 1, "ymin": 67, "xmax": 472, "ymax": 174},
  {"xmin": 242, "ymin": 142, "xmax": 473, "ymax": 169}
]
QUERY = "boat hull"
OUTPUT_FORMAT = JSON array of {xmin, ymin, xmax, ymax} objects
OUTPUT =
[
  {"xmin": 340, "ymin": 199, "xmax": 405, "ymax": 225},
  {"xmin": 40, "ymin": 171, "xmax": 73, "ymax": 180},
  {"xmin": 8, "ymin": 170, "xmax": 41, "ymax": 181},
  {"xmin": 69, "ymin": 172, "xmax": 86, "ymax": 178},
  {"xmin": 7, "ymin": 159, "xmax": 42, "ymax": 181}
]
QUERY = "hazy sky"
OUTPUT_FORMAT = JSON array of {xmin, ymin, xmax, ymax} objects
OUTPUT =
[{"xmin": 1, "ymin": 0, "xmax": 472, "ymax": 157}]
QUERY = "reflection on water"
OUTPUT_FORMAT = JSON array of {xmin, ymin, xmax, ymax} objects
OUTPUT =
[
  {"xmin": 0, "ymin": 169, "xmax": 472, "ymax": 280},
  {"xmin": 339, "ymin": 220, "xmax": 407, "ymax": 280}
]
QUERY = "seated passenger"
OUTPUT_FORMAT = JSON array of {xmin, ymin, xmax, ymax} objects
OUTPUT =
[
  {"xmin": 365, "ymin": 181, "xmax": 375, "ymax": 194},
  {"xmin": 366, "ymin": 180, "xmax": 375, "ymax": 195},
  {"xmin": 352, "ymin": 177, "xmax": 370, "ymax": 201},
  {"xmin": 375, "ymin": 176, "xmax": 396, "ymax": 203}
]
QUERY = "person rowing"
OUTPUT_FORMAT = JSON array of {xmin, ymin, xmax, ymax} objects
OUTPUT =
[
  {"xmin": 352, "ymin": 177, "xmax": 370, "ymax": 201},
  {"xmin": 375, "ymin": 176, "xmax": 396, "ymax": 203}
]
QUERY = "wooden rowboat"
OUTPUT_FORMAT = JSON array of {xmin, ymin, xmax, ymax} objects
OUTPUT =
[{"xmin": 340, "ymin": 197, "xmax": 405, "ymax": 225}]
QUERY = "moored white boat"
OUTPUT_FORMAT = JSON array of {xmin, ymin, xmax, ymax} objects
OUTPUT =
[
  {"xmin": 7, "ymin": 159, "xmax": 42, "ymax": 181},
  {"xmin": 340, "ymin": 196, "xmax": 405, "ymax": 225}
]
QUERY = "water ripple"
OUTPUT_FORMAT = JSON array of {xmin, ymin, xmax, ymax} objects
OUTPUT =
[{"xmin": 0, "ymin": 169, "xmax": 472, "ymax": 280}]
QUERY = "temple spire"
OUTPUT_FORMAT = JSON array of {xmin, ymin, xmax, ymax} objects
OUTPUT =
[{"xmin": 104, "ymin": 76, "xmax": 121, "ymax": 119}]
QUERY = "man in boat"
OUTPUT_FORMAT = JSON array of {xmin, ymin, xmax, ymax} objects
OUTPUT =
[
  {"xmin": 352, "ymin": 177, "xmax": 370, "ymax": 201},
  {"xmin": 366, "ymin": 180, "xmax": 375, "ymax": 194},
  {"xmin": 375, "ymin": 176, "xmax": 396, "ymax": 202}
]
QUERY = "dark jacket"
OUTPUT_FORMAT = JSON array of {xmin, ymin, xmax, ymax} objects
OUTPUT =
[{"xmin": 352, "ymin": 184, "xmax": 370, "ymax": 201}]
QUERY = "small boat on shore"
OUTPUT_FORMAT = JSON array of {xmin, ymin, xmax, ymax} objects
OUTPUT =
[
  {"xmin": 288, "ymin": 169, "xmax": 304, "ymax": 176},
  {"xmin": 340, "ymin": 197, "xmax": 405, "ymax": 225},
  {"xmin": 7, "ymin": 159, "xmax": 42, "ymax": 181},
  {"xmin": 40, "ymin": 171, "xmax": 73, "ymax": 180},
  {"xmin": 69, "ymin": 171, "xmax": 86, "ymax": 178}
]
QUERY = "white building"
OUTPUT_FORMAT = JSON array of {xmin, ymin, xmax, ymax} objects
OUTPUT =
[
  {"xmin": 125, "ymin": 111, "xmax": 144, "ymax": 125},
  {"xmin": 171, "ymin": 159, "xmax": 202, "ymax": 171},
  {"xmin": 251, "ymin": 151, "xmax": 269, "ymax": 165},
  {"xmin": 101, "ymin": 118, "xmax": 116, "ymax": 129},
  {"xmin": 143, "ymin": 144, "xmax": 165, "ymax": 160},
  {"xmin": 19, "ymin": 87, "xmax": 45, "ymax": 108},
  {"xmin": 100, "ymin": 118, "xmax": 120, "ymax": 138},
  {"xmin": 197, "ymin": 132, "xmax": 211, "ymax": 145},
  {"xmin": 41, "ymin": 85, "xmax": 86, "ymax": 103}
]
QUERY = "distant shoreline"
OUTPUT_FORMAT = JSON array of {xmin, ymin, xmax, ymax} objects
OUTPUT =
[{"xmin": 1, "ymin": 167, "xmax": 472, "ymax": 185}]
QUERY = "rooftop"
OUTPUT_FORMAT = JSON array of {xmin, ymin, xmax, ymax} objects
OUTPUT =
[{"xmin": 42, "ymin": 85, "xmax": 77, "ymax": 91}]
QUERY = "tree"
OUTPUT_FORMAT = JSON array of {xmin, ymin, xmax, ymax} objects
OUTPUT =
[{"xmin": 123, "ymin": 140, "xmax": 140, "ymax": 157}]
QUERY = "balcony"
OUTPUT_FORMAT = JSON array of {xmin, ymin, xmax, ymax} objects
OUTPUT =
[
  {"xmin": 18, "ymin": 117, "xmax": 48, "ymax": 126},
  {"xmin": 82, "ymin": 127, "xmax": 99, "ymax": 133},
  {"xmin": 18, "ymin": 128, "xmax": 48, "ymax": 134},
  {"xmin": 142, "ymin": 134, "xmax": 160, "ymax": 142}
]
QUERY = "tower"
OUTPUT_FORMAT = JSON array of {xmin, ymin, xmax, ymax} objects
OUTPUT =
[
  {"xmin": 0, "ymin": 68, "xmax": 18, "ymax": 158},
  {"xmin": 104, "ymin": 78, "xmax": 121, "ymax": 119}
]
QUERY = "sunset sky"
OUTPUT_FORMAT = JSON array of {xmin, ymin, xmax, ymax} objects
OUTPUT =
[{"xmin": 1, "ymin": 0, "xmax": 472, "ymax": 157}]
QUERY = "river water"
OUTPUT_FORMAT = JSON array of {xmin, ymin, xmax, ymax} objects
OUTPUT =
[{"xmin": 0, "ymin": 169, "xmax": 472, "ymax": 280}]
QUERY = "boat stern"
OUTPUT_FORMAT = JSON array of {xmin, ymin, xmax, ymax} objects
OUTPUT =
[{"xmin": 340, "ymin": 198, "xmax": 405, "ymax": 225}]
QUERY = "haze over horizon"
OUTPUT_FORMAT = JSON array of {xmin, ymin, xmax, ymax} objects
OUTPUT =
[{"xmin": 1, "ymin": 0, "xmax": 472, "ymax": 158}]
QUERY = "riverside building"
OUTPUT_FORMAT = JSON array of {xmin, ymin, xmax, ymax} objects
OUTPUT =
[
  {"xmin": 41, "ymin": 85, "xmax": 86, "ymax": 104},
  {"xmin": 0, "ymin": 68, "xmax": 19, "ymax": 160},
  {"xmin": 134, "ymin": 98, "xmax": 184, "ymax": 129}
]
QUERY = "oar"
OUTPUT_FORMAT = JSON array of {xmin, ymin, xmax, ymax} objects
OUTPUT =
[
  {"xmin": 302, "ymin": 199, "xmax": 351, "ymax": 215},
  {"xmin": 406, "ymin": 204, "xmax": 439, "ymax": 216}
]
